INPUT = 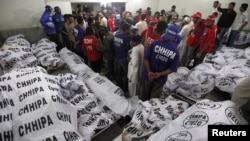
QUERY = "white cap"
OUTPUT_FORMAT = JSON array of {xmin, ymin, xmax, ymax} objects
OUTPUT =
[{"xmin": 183, "ymin": 17, "xmax": 191, "ymax": 23}]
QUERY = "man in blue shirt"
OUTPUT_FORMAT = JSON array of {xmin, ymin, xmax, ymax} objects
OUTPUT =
[
  {"xmin": 52, "ymin": 6, "xmax": 64, "ymax": 51},
  {"xmin": 113, "ymin": 23, "xmax": 132, "ymax": 96},
  {"xmin": 40, "ymin": 5, "xmax": 61, "ymax": 52},
  {"xmin": 73, "ymin": 16, "xmax": 86, "ymax": 61},
  {"xmin": 114, "ymin": 9, "xmax": 121, "ymax": 31},
  {"xmin": 140, "ymin": 24, "xmax": 180, "ymax": 101}
]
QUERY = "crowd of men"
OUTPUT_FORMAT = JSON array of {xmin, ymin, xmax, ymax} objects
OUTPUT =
[{"xmin": 39, "ymin": 1, "xmax": 248, "ymax": 100}]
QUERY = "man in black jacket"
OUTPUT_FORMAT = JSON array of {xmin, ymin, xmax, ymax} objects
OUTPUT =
[{"xmin": 215, "ymin": 2, "xmax": 237, "ymax": 47}]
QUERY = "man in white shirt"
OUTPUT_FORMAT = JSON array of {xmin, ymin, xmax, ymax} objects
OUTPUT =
[
  {"xmin": 127, "ymin": 35, "xmax": 144, "ymax": 97},
  {"xmin": 178, "ymin": 16, "xmax": 192, "ymax": 66},
  {"xmin": 212, "ymin": 1, "xmax": 221, "ymax": 25},
  {"xmin": 135, "ymin": 14, "xmax": 148, "ymax": 35},
  {"xmin": 226, "ymin": 3, "xmax": 248, "ymax": 47},
  {"xmin": 99, "ymin": 12, "xmax": 108, "ymax": 27},
  {"xmin": 166, "ymin": 5, "xmax": 179, "ymax": 22}
]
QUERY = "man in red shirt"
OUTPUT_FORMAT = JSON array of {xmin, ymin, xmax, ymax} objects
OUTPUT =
[
  {"xmin": 107, "ymin": 12, "xmax": 115, "ymax": 32},
  {"xmin": 141, "ymin": 21, "xmax": 156, "ymax": 44},
  {"xmin": 185, "ymin": 12, "xmax": 206, "ymax": 67},
  {"xmin": 82, "ymin": 27, "xmax": 102, "ymax": 73},
  {"xmin": 196, "ymin": 15, "xmax": 217, "ymax": 65},
  {"xmin": 142, "ymin": 21, "xmax": 167, "ymax": 49}
]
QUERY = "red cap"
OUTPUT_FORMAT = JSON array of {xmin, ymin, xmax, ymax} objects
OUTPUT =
[
  {"xmin": 191, "ymin": 12, "xmax": 202, "ymax": 18},
  {"xmin": 205, "ymin": 15, "xmax": 216, "ymax": 23}
]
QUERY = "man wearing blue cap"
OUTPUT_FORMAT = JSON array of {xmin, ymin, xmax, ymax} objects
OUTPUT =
[
  {"xmin": 140, "ymin": 24, "xmax": 180, "ymax": 101},
  {"xmin": 40, "ymin": 5, "xmax": 60, "ymax": 51},
  {"xmin": 52, "ymin": 6, "xmax": 64, "ymax": 51}
]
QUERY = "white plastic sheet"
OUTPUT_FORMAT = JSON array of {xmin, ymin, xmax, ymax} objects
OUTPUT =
[
  {"xmin": 0, "ymin": 67, "xmax": 83, "ymax": 141},
  {"xmin": 0, "ymin": 46, "xmax": 37, "ymax": 73},
  {"xmin": 121, "ymin": 97, "xmax": 189, "ymax": 141},
  {"xmin": 162, "ymin": 67, "xmax": 190, "ymax": 95},
  {"xmin": 31, "ymin": 38, "xmax": 65, "ymax": 70},
  {"xmin": 147, "ymin": 99, "xmax": 248, "ymax": 141},
  {"xmin": 79, "ymin": 73, "xmax": 138, "ymax": 117},
  {"xmin": 59, "ymin": 48, "xmax": 92, "ymax": 75},
  {"xmin": 3, "ymin": 34, "xmax": 30, "ymax": 48}
]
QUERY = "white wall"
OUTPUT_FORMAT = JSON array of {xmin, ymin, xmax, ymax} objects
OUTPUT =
[
  {"xmin": 158, "ymin": 0, "xmax": 250, "ymax": 30},
  {"xmin": 46, "ymin": 1, "xmax": 72, "ymax": 14},
  {"xmin": 0, "ymin": 0, "xmax": 46, "ymax": 31},
  {"xmin": 71, "ymin": 3, "xmax": 101, "ymax": 13},
  {"xmin": 126, "ymin": 0, "xmax": 160, "ymax": 15}
]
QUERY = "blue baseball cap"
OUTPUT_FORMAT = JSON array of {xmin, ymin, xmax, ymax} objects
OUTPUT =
[
  {"xmin": 54, "ymin": 6, "xmax": 60, "ymax": 11},
  {"xmin": 162, "ymin": 24, "xmax": 180, "ymax": 41},
  {"xmin": 45, "ymin": 5, "xmax": 52, "ymax": 10}
]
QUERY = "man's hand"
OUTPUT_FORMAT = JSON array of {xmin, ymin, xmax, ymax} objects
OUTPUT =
[
  {"xmin": 148, "ymin": 71, "xmax": 155, "ymax": 81},
  {"xmin": 154, "ymin": 72, "xmax": 161, "ymax": 79}
]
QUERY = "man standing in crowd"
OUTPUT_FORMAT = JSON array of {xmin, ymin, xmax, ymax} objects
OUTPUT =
[
  {"xmin": 127, "ymin": 35, "xmax": 144, "ymax": 97},
  {"xmin": 113, "ymin": 23, "xmax": 132, "ymax": 96},
  {"xmin": 212, "ymin": 1, "xmax": 221, "ymax": 25},
  {"xmin": 226, "ymin": 3, "xmax": 248, "ymax": 47},
  {"xmin": 72, "ymin": 16, "xmax": 86, "ymax": 61},
  {"xmin": 142, "ymin": 21, "xmax": 167, "ymax": 49},
  {"xmin": 140, "ymin": 24, "xmax": 180, "ymax": 101},
  {"xmin": 61, "ymin": 14, "xmax": 74, "ymax": 51},
  {"xmin": 178, "ymin": 16, "xmax": 192, "ymax": 66},
  {"xmin": 83, "ymin": 27, "xmax": 102, "ymax": 73},
  {"xmin": 52, "ymin": 6, "xmax": 64, "ymax": 51},
  {"xmin": 196, "ymin": 15, "xmax": 217, "ymax": 65},
  {"xmin": 99, "ymin": 11, "xmax": 108, "ymax": 27},
  {"xmin": 166, "ymin": 5, "xmax": 179, "ymax": 22},
  {"xmin": 99, "ymin": 26, "xmax": 115, "ymax": 80},
  {"xmin": 68, "ymin": 13, "xmax": 77, "ymax": 52},
  {"xmin": 40, "ymin": 5, "xmax": 60, "ymax": 51},
  {"xmin": 184, "ymin": 12, "xmax": 205, "ymax": 67},
  {"xmin": 133, "ymin": 11, "xmax": 140, "ymax": 25},
  {"xmin": 146, "ymin": 7, "xmax": 152, "ymax": 23},
  {"xmin": 114, "ymin": 9, "xmax": 121, "ymax": 31},
  {"xmin": 215, "ymin": 2, "xmax": 237, "ymax": 47},
  {"xmin": 87, "ymin": 17, "xmax": 99, "ymax": 38},
  {"xmin": 77, "ymin": 11, "xmax": 88, "ymax": 30},
  {"xmin": 108, "ymin": 12, "xmax": 116, "ymax": 32},
  {"xmin": 166, "ymin": 15, "xmax": 179, "ymax": 35},
  {"xmin": 135, "ymin": 14, "xmax": 147, "ymax": 35}
]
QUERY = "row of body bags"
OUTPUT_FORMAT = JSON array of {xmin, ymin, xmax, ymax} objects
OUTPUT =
[
  {"xmin": 163, "ymin": 46, "xmax": 250, "ymax": 99},
  {"xmin": 0, "ymin": 34, "xmax": 65, "ymax": 74},
  {"xmin": 0, "ymin": 46, "xmax": 140, "ymax": 141}
]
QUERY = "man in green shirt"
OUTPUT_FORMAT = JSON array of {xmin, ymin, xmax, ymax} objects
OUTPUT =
[{"xmin": 100, "ymin": 26, "xmax": 115, "ymax": 80}]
